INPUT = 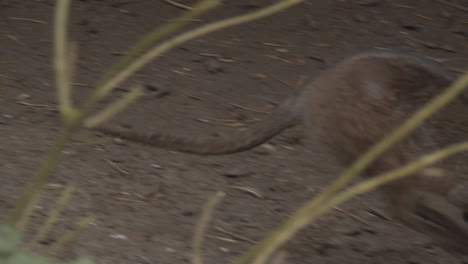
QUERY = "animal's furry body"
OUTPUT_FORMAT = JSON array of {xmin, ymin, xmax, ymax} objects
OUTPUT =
[{"xmin": 96, "ymin": 50, "xmax": 468, "ymax": 254}]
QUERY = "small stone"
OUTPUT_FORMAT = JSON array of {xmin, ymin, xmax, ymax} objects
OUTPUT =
[
  {"xmin": 165, "ymin": 247, "xmax": 176, "ymax": 253},
  {"xmin": 261, "ymin": 143, "xmax": 276, "ymax": 151},
  {"xmin": 252, "ymin": 144, "xmax": 275, "ymax": 155},
  {"xmin": 219, "ymin": 247, "xmax": 230, "ymax": 253},
  {"xmin": 17, "ymin": 93, "xmax": 30, "ymax": 100},
  {"xmin": 204, "ymin": 58, "xmax": 224, "ymax": 73},
  {"xmin": 275, "ymin": 48, "xmax": 289, "ymax": 53},
  {"xmin": 152, "ymin": 164, "xmax": 162, "ymax": 169}
]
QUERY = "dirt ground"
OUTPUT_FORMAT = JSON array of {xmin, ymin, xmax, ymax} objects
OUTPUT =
[{"xmin": 1, "ymin": 0, "xmax": 468, "ymax": 263}]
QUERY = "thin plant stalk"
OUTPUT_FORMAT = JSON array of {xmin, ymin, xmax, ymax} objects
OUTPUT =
[
  {"xmin": 84, "ymin": 85, "xmax": 144, "ymax": 128},
  {"xmin": 7, "ymin": 0, "xmax": 78, "ymax": 229},
  {"xmin": 6, "ymin": 126, "xmax": 77, "ymax": 230},
  {"xmin": 327, "ymin": 142, "xmax": 468, "ymax": 216},
  {"xmin": 27, "ymin": 185, "xmax": 75, "ymax": 248},
  {"xmin": 46, "ymin": 215, "xmax": 96, "ymax": 254},
  {"xmin": 54, "ymin": 0, "xmax": 72, "ymax": 115},
  {"xmin": 192, "ymin": 192, "xmax": 226, "ymax": 264}
]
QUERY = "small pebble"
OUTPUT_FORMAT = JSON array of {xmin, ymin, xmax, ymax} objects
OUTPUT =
[
  {"xmin": 165, "ymin": 247, "xmax": 176, "ymax": 253},
  {"xmin": 110, "ymin": 234, "xmax": 128, "ymax": 240},
  {"xmin": 17, "ymin": 93, "xmax": 31, "ymax": 100},
  {"xmin": 275, "ymin": 48, "xmax": 289, "ymax": 53},
  {"xmin": 152, "ymin": 164, "xmax": 162, "ymax": 169},
  {"xmin": 204, "ymin": 58, "xmax": 224, "ymax": 73},
  {"xmin": 219, "ymin": 247, "xmax": 230, "ymax": 253}
]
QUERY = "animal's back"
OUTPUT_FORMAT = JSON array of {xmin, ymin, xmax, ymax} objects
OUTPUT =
[{"xmin": 305, "ymin": 51, "xmax": 462, "ymax": 169}]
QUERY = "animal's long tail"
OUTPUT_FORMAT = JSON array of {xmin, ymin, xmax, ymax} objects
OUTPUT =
[{"xmin": 95, "ymin": 90, "xmax": 305, "ymax": 155}]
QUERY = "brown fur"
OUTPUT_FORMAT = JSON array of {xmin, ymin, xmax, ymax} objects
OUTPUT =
[{"xmin": 95, "ymin": 50, "xmax": 468, "ymax": 254}]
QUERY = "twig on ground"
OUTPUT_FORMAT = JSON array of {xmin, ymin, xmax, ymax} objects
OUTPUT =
[
  {"xmin": 8, "ymin": 17, "xmax": 47, "ymax": 24},
  {"xmin": 392, "ymin": 4, "xmax": 413, "ymax": 8},
  {"xmin": 104, "ymin": 158, "xmax": 130, "ymax": 174},
  {"xmin": 171, "ymin": 69, "xmax": 195, "ymax": 77},
  {"xmin": 276, "ymin": 78, "xmax": 294, "ymax": 87},
  {"xmin": 72, "ymin": 82, "xmax": 92, "ymax": 87},
  {"xmin": 264, "ymin": 54, "xmax": 297, "ymax": 64},
  {"xmin": 6, "ymin": 34, "xmax": 24, "ymax": 45},
  {"xmin": 261, "ymin": 42, "xmax": 289, "ymax": 47},
  {"xmin": 17, "ymin": 101, "xmax": 54, "ymax": 110},
  {"xmin": 206, "ymin": 235, "xmax": 238, "ymax": 243},
  {"xmin": 333, "ymin": 206, "xmax": 370, "ymax": 226},
  {"xmin": 415, "ymin": 14, "xmax": 432, "ymax": 20},
  {"xmin": 199, "ymin": 53, "xmax": 237, "ymax": 63},
  {"xmin": 215, "ymin": 226, "xmax": 257, "ymax": 244},
  {"xmin": 229, "ymin": 185, "xmax": 264, "ymax": 199},
  {"xmin": 0, "ymin": 74, "xmax": 17, "ymax": 80},
  {"xmin": 163, "ymin": 0, "xmax": 193, "ymax": 10},
  {"xmin": 180, "ymin": 91, "xmax": 204, "ymax": 101}
]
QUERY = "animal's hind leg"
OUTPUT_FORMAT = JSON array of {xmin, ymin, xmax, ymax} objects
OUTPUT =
[{"xmin": 388, "ymin": 190, "xmax": 468, "ymax": 254}]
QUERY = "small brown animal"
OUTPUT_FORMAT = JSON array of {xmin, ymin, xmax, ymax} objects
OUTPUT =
[{"xmin": 96, "ymin": 50, "xmax": 468, "ymax": 254}]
